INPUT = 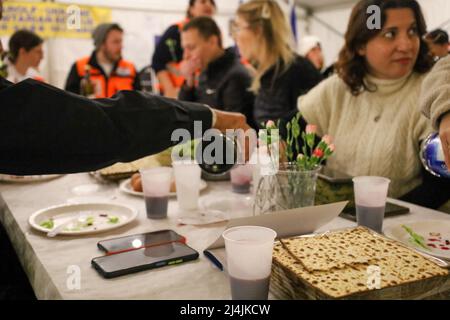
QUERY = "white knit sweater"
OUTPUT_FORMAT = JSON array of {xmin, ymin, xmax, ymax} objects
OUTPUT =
[
  {"xmin": 298, "ymin": 72, "xmax": 432, "ymax": 198},
  {"xmin": 420, "ymin": 56, "xmax": 450, "ymax": 129}
]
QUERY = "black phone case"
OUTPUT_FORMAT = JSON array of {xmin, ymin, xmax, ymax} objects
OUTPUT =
[
  {"xmin": 340, "ymin": 202, "xmax": 410, "ymax": 222},
  {"xmin": 92, "ymin": 243, "xmax": 199, "ymax": 279}
]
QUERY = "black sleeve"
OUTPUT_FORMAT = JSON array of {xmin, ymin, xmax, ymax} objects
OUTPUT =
[
  {"xmin": 178, "ymin": 84, "xmax": 196, "ymax": 102},
  {"xmin": 0, "ymin": 79, "xmax": 212, "ymax": 175},
  {"xmin": 132, "ymin": 65, "xmax": 141, "ymax": 91},
  {"xmin": 399, "ymin": 166, "xmax": 450, "ymax": 209},
  {"xmin": 291, "ymin": 58, "xmax": 323, "ymax": 107},
  {"xmin": 151, "ymin": 25, "xmax": 182, "ymax": 73},
  {"xmin": 65, "ymin": 62, "xmax": 81, "ymax": 94},
  {"xmin": 221, "ymin": 72, "xmax": 257, "ymax": 129}
]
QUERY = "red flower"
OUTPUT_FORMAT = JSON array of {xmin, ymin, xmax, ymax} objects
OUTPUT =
[{"xmin": 313, "ymin": 148, "xmax": 324, "ymax": 158}]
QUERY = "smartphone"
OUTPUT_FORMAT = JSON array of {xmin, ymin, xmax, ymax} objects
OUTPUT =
[
  {"xmin": 92, "ymin": 242, "xmax": 199, "ymax": 279},
  {"xmin": 97, "ymin": 230, "xmax": 186, "ymax": 255},
  {"xmin": 340, "ymin": 202, "xmax": 410, "ymax": 221},
  {"xmin": 318, "ymin": 167, "xmax": 353, "ymax": 184}
]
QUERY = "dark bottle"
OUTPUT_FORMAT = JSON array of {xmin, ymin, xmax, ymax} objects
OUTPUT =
[
  {"xmin": 196, "ymin": 131, "xmax": 239, "ymax": 181},
  {"xmin": 80, "ymin": 65, "xmax": 95, "ymax": 98}
]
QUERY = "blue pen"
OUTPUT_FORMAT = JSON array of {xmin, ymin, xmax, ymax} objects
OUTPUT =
[{"xmin": 203, "ymin": 250, "xmax": 223, "ymax": 271}]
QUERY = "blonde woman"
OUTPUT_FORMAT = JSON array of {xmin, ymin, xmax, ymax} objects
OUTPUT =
[{"xmin": 232, "ymin": 0, "xmax": 322, "ymax": 127}]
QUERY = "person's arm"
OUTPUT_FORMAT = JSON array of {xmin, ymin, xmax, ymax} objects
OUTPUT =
[
  {"xmin": 151, "ymin": 25, "xmax": 181, "ymax": 98},
  {"xmin": 64, "ymin": 62, "xmax": 81, "ymax": 94},
  {"xmin": 420, "ymin": 56, "xmax": 450, "ymax": 167},
  {"xmin": 0, "ymin": 78, "xmax": 247, "ymax": 175},
  {"xmin": 157, "ymin": 70, "xmax": 179, "ymax": 98}
]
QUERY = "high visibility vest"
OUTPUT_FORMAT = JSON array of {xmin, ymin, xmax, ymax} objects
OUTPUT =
[
  {"xmin": 158, "ymin": 19, "xmax": 189, "ymax": 93},
  {"xmin": 76, "ymin": 57, "xmax": 136, "ymax": 98}
]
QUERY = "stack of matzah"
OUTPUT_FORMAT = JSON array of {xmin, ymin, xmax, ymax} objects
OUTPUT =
[
  {"xmin": 95, "ymin": 155, "xmax": 162, "ymax": 181},
  {"xmin": 272, "ymin": 227, "xmax": 448, "ymax": 299}
]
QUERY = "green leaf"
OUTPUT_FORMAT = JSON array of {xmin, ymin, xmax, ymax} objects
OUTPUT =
[
  {"xmin": 40, "ymin": 219, "xmax": 54, "ymax": 230},
  {"xmin": 402, "ymin": 225, "xmax": 430, "ymax": 251}
]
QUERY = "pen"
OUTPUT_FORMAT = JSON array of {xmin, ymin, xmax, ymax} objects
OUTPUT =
[{"xmin": 203, "ymin": 250, "xmax": 223, "ymax": 271}]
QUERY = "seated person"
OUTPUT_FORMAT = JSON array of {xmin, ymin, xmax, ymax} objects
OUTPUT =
[
  {"xmin": 292, "ymin": 0, "xmax": 449, "ymax": 210},
  {"xmin": 233, "ymin": 0, "xmax": 322, "ymax": 127},
  {"xmin": 298, "ymin": 35, "xmax": 325, "ymax": 72},
  {"xmin": 424, "ymin": 29, "xmax": 449, "ymax": 61},
  {"xmin": 179, "ymin": 17, "xmax": 255, "ymax": 128},
  {"xmin": 4, "ymin": 29, "xmax": 44, "ymax": 83},
  {"xmin": 65, "ymin": 23, "xmax": 140, "ymax": 98}
]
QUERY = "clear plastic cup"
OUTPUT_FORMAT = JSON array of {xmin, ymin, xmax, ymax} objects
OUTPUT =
[
  {"xmin": 230, "ymin": 164, "xmax": 253, "ymax": 194},
  {"xmin": 222, "ymin": 226, "xmax": 277, "ymax": 300},
  {"xmin": 353, "ymin": 176, "xmax": 391, "ymax": 233},
  {"xmin": 140, "ymin": 167, "xmax": 173, "ymax": 219},
  {"xmin": 173, "ymin": 160, "xmax": 201, "ymax": 211}
]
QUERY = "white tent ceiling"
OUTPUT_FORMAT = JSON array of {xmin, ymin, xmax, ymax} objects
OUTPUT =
[{"xmin": 295, "ymin": 0, "xmax": 358, "ymax": 11}]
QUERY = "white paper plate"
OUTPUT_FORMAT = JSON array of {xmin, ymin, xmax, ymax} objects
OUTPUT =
[
  {"xmin": 29, "ymin": 202, "xmax": 138, "ymax": 236},
  {"xmin": 0, "ymin": 174, "xmax": 63, "ymax": 183},
  {"xmin": 384, "ymin": 220, "xmax": 450, "ymax": 261},
  {"xmin": 119, "ymin": 178, "xmax": 207, "ymax": 198}
]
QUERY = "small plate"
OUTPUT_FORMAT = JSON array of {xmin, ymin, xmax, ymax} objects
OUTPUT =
[
  {"xmin": 0, "ymin": 174, "xmax": 63, "ymax": 183},
  {"xmin": 384, "ymin": 220, "xmax": 450, "ymax": 261},
  {"xmin": 119, "ymin": 178, "xmax": 207, "ymax": 198},
  {"xmin": 29, "ymin": 203, "xmax": 138, "ymax": 236}
]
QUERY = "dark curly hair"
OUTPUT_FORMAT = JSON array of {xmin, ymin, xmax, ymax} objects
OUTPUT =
[{"xmin": 336, "ymin": 0, "xmax": 434, "ymax": 96}]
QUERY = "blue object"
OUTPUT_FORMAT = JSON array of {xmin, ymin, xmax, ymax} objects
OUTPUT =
[{"xmin": 421, "ymin": 132, "xmax": 450, "ymax": 178}]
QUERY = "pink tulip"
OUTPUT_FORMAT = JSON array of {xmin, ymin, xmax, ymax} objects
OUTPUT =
[
  {"xmin": 328, "ymin": 144, "xmax": 336, "ymax": 152},
  {"xmin": 321, "ymin": 135, "xmax": 333, "ymax": 145},
  {"xmin": 266, "ymin": 120, "xmax": 276, "ymax": 128},
  {"xmin": 306, "ymin": 125, "xmax": 317, "ymax": 135}
]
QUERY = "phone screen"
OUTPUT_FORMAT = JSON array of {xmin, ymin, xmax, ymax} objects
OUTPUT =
[
  {"xmin": 92, "ymin": 242, "xmax": 199, "ymax": 278},
  {"xmin": 98, "ymin": 230, "xmax": 186, "ymax": 254}
]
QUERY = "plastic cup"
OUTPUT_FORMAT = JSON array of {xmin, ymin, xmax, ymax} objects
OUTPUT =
[
  {"xmin": 140, "ymin": 167, "xmax": 173, "ymax": 219},
  {"xmin": 173, "ymin": 160, "xmax": 201, "ymax": 211},
  {"xmin": 230, "ymin": 164, "xmax": 253, "ymax": 194},
  {"xmin": 353, "ymin": 176, "xmax": 391, "ymax": 233},
  {"xmin": 223, "ymin": 226, "xmax": 277, "ymax": 300}
]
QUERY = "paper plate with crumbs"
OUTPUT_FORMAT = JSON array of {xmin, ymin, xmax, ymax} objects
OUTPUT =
[
  {"xmin": 29, "ymin": 203, "xmax": 138, "ymax": 236},
  {"xmin": 384, "ymin": 220, "xmax": 450, "ymax": 261}
]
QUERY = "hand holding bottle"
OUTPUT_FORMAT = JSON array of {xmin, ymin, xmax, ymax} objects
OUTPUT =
[{"xmin": 440, "ymin": 112, "xmax": 450, "ymax": 168}]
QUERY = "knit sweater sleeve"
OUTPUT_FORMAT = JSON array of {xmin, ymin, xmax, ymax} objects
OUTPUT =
[
  {"xmin": 297, "ymin": 75, "xmax": 340, "ymax": 137},
  {"xmin": 420, "ymin": 56, "xmax": 450, "ymax": 130}
]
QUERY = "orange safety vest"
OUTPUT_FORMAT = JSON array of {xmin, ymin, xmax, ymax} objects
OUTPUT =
[
  {"xmin": 76, "ymin": 57, "xmax": 136, "ymax": 99},
  {"xmin": 157, "ymin": 19, "xmax": 189, "ymax": 93}
]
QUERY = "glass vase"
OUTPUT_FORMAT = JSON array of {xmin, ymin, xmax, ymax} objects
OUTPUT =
[{"xmin": 253, "ymin": 163, "xmax": 321, "ymax": 215}]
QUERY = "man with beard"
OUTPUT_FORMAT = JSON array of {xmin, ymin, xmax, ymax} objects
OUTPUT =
[{"xmin": 65, "ymin": 23, "xmax": 140, "ymax": 98}]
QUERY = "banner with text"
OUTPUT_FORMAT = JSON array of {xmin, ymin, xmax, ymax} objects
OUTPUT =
[{"xmin": 0, "ymin": 2, "xmax": 111, "ymax": 39}]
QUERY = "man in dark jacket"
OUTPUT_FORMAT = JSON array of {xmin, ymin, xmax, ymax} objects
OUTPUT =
[{"xmin": 179, "ymin": 17, "xmax": 256, "ymax": 128}]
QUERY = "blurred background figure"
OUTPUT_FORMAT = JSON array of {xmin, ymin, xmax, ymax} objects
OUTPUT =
[
  {"xmin": 179, "ymin": 17, "xmax": 255, "ymax": 128},
  {"xmin": 424, "ymin": 28, "xmax": 449, "ymax": 61},
  {"xmin": 151, "ymin": 0, "xmax": 216, "ymax": 98},
  {"xmin": 232, "ymin": 0, "xmax": 322, "ymax": 127},
  {"xmin": 3, "ymin": 29, "xmax": 44, "ymax": 83},
  {"xmin": 298, "ymin": 35, "xmax": 325, "ymax": 71},
  {"xmin": 65, "ymin": 23, "xmax": 139, "ymax": 98}
]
